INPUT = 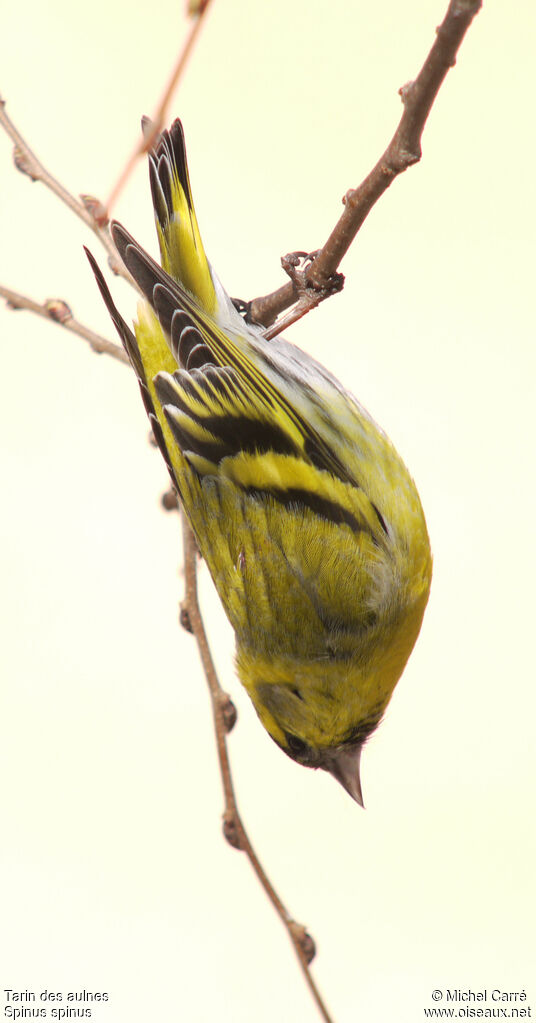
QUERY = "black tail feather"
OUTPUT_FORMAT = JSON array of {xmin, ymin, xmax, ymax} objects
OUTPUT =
[{"xmin": 84, "ymin": 246, "xmax": 144, "ymax": 380}]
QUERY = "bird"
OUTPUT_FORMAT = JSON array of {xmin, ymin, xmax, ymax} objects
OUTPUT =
[{"xmin": 87, "ymin": 118, "xmax": 432, "ymax": 805}]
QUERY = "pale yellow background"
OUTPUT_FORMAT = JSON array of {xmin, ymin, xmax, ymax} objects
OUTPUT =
[{"xmin": 1, "ymin": 1, "xmax": 534, "ymax": 1021}]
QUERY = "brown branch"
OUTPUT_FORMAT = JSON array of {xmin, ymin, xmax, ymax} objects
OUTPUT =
[
  {"xmin": 250, "ymin": 0, "xmax": 483, "ymax": 332},
  {"xmin": 0, "ymin": 96, "xmax": 128, "ymax": 282},
  {"xmin": 104, "ymin": 0, "xmax": 215, "ymax": 214},
  {"xmin": 180, "ymin": 520, "xmax": 334, "ymax": 1023},
  {"xmin": 261, "ymin": 252, "xmax": 344, "ymax": 341},
  {"xmin": 0, "ymin": 285, "xmax": 128, "ymax": 363}
]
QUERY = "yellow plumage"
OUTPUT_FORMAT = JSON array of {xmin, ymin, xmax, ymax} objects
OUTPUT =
[{"xmin": 87, "ymin": 119, "xmax": 432, "ymax": 805}]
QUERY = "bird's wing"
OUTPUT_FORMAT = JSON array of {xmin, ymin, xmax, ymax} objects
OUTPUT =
[
  {"xmin": 87, "ymin": 230, "xmax": 388, "ymax": 547},
  {"xmin": 113, "ymin": 224, "xmax": 354, "ymax": 480}
]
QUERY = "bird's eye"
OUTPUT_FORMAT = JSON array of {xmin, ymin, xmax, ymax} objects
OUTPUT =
[{"xmin": 284, "ymin": 732, "xmax": 311, "ymax": 760}]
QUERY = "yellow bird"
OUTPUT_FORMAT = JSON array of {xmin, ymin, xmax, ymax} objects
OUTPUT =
[{"xmin": 87, "ymin": 120, "xmax": 432, "ymax": 805}]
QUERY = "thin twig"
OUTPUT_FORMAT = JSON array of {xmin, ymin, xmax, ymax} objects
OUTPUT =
[
  {"xmin": 0, "ymin": 96, "xmax": 128, "ymax": 281},
  {"xmin": 180, "ymin": 520, "xmax": 334, "ymax": 1023},
  {"xmin": 105, "ymin": 0, "xmax": 215, "ymax": 214},
  {"xmin": 249, "ymin": 0, "xmax": 483, "ymax": 331},
  {"xmin": 0, "ymin": 285, "xmax": 128, "ymax": 363}
]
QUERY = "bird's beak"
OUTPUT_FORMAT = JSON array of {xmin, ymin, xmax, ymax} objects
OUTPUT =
[{"xmin": 326, "ymin": 745, "xmax": 364, "ymax": 806}]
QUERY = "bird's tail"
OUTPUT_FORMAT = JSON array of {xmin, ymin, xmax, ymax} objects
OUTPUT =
[{"xmin": 146, "ymin": 118, "xmax": 218, "ymax": 318}]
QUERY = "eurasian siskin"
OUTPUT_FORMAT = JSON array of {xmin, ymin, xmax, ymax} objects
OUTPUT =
[{"xmin": 87, "ymin": 120, "xmax": 432, "ymax": 805}]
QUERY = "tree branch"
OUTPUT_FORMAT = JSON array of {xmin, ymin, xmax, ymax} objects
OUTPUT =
[
  {"xmin": 0, "ymin": 285, "xmax": 128, "ymax": 363},
  {"xmin": 180, "ymin": 520, "xmax": 334, "ymax": 1023},
  {"xmin": 104, "ymin": 0, "xmax": 215, "ymax": 214},
  {"xmin": 249, "ymin": 0, "xmax": 483, "ymax": 331},
  {"xmin": 0, "ymin": 96, "xmax": 127, "ymax": 281}
]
